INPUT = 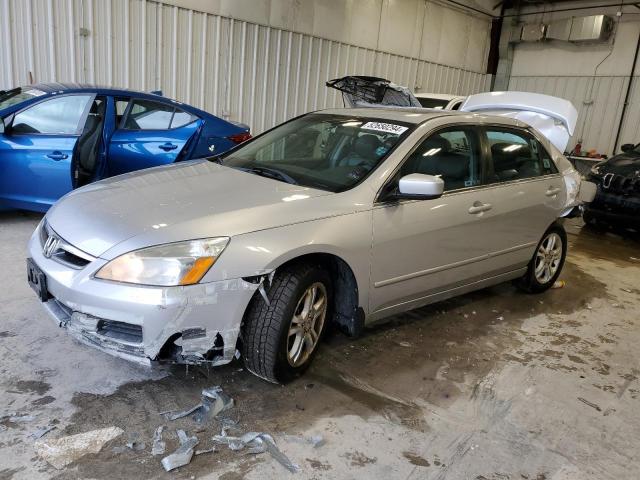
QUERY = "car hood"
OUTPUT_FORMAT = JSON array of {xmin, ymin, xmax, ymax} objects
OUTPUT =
[{"xmin": 46, "ymin": 160, "xmax": 339, "ymax": 258}]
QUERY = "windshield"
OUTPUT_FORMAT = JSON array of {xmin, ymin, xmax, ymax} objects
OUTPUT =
[
  {"xmin": 220, "ymin": 114, "xmax": 413, "ymax": 192},
  {"xmin": 417, "ymin": 97, "xmax": 449, "ymax": 109},
  {"xmin": 0, "ymin": 87, "xmax": 47, "ymax": 111}
]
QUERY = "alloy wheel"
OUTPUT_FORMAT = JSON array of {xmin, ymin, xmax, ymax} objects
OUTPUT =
[
  {"xmin": 534, "ymin": 232, "xmax": 562, "ymax": 284},
  {"xmin": 287, "ymin": 282, "xmax": 327, "ymax": 367}
]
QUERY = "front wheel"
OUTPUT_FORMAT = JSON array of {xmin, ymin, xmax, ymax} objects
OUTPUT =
[
  {"xmin": 241, "ymin": 263, "xmax": 331, "ymax": 384},
  {"xmin": 516, "ymin": 225, "xmax": 567, "ymax": 293}
]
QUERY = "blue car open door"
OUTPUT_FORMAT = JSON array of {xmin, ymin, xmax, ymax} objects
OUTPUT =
[
  {"xmin": 0, "ymin": 94, "xmax": 94, "ymax": 212},
  {"xmin": 106, "ymin": 98, "xmax": 203, "ymax": 177}
]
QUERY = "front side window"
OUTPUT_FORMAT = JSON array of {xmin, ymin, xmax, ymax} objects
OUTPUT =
[
  {"xmin": 399, "ymin": 128, "xmax": 482, "ymax": 191},
  {"xmin": 12, "ymin": 95, "xmax": 92, "ymax": 135},
  {"xmin": 485, "ymin": 129, "xmax": 547, "ymax": 181},
  {"xmin": 220, "ymin": 114, "xmax": 413, "ymax": 192}
]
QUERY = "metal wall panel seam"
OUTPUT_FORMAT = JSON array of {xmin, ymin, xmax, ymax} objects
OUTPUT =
[
  {"xmin": 199, "ymin": 12, "xmax": 207, "ymax": 107},
  {"xmin": 171, "ymin": 5, "xmax": 177, "ymax": 98},
  {"xmin": 272, "ymin": 28, "xmax": 282, "ymax": 126}
]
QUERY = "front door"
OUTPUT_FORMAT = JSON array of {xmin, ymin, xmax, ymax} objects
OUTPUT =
[
  {"xmin": 106, "ymin": 98, "xmax": 202, "ymax": 177},
  {"xmin": 370, "ymin": 127, "xmax": 496, "ymax": 316},
  {"xmin": 0, "ymin": 94, "xmax": 93, "ymax": 211}
]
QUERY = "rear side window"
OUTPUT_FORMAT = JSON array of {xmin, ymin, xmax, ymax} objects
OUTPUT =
[
  {"xmin": 538, "ymin": 141, "xmax": 559, "ymax": 175},
  {"xmin": 12, "ymin": 95, "xmax": 92, "ymax": 135},
  {"xmin": 399, "ymin": 128, "xmax": 482, "ymax": 191},
  {"xmin": 123, "ymin": 99, "xmax": 197, "ymax": 130},
  {"xmin": 485, "ymin": 128, "xmax": 547, "ymax": 182}
]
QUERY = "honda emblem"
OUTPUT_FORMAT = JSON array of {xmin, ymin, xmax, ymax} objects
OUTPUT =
[{"xmin": 43, "ymin": 235, "xmax": 60, "ymax": 258}]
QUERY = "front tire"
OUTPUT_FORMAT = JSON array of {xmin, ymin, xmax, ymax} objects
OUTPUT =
[
  {"xmin": 242, "ymin": 263, "xmax": 331, "ymax": 384},
  {"xmin": 517, "ymin": 225, "xmax": 567, "ymax": 293}
]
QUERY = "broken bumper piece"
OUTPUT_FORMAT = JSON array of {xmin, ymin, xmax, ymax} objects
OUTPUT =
[{"xmin": 28, "ymin": 227, "xmax": 258, "ymax": 367}]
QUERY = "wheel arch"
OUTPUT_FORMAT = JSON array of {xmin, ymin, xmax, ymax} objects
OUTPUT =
[{"xmin": 244, "ymin": 251, "xmax": 365, "ymax": 338}]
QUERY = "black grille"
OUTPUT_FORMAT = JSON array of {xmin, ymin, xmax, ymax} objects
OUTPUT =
[
  {"xmin": 602, "ymin": 174, "xmax": 640, "ymax": 195},
  {"xmin": 97, "ymin": 320, "xmax": 143, "ymax": 343},
  {"xmin": 54, "ymin": 250, "xmax": 91, "ymax": 268}
]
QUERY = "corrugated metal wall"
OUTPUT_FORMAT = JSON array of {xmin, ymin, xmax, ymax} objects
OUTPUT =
[
  {"xmin": 508, "ymin": 75, "xmax": 638, "ymax": 155},
  {"xmin": 0, "ymin": 0, "xmax": 491, "ymax": 134}
]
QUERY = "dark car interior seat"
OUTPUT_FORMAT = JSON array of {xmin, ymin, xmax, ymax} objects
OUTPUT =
[
  {"xmin": 491, "ymin": 142, "xmax": 540, "ymax": 181},
  {"xmin": 402, "ymin": 135, "xmax": 471, "ymax": 191},
  {"xmin": 338, "ymin": 134, "xmax": 381, "ymax": 168},
  {"xmin": 73, "ymin": 99, "xmax": 106, "ymax": 188}
]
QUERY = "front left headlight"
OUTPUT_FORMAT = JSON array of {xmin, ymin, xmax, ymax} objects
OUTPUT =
[{"xmin": 95, "ymin": 237, "xmax": 229, "ymax": 286}]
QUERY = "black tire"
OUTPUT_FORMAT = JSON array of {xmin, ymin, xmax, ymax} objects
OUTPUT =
[
  {"xmin": 242, "ymin": 263, "xmax": 332, "ymax": 384},
  {"xmin": 516, "ymin": 224, "xmax": 567, "ymax": 294}
]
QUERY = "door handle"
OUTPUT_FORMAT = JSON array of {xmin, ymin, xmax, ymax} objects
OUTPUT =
[
  {"xmin": 545, "ymin": 187, "xmax": 561, "ymax": 197},
  {"xmin": 159, "ymin": 142, "xmax": 178, "ymax": 151},
  {"xmin": 46, "ymin": 151, "xmax": 68, "ymax": 161},
  {"xmin": 468, "ymin": 201, "xmax": 493, "ymax": 214}
]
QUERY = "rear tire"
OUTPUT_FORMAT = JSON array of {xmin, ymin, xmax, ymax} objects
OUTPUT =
[
  {"xmin": 242, "ymin": 263, "xmax": 332, "ymax": 384},
  {"xmin": 516, "ymin": 225, "xmax": 567, "ymax": 294}
]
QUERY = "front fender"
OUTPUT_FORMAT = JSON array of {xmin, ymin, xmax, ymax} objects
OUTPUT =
[{"xmin": 201, "ymin": 211, "xmax": 373, "ymax": 311}]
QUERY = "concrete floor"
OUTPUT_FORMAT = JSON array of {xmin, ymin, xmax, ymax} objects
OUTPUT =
[{"xmin": 1, "ymin": 210, "xmax": 639, "ymax": 480}]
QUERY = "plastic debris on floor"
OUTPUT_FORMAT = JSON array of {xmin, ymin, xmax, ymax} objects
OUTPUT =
[
  {"xmin": 29, "ymin": 425, "xmax": 56, "ymax": 440},
  {"xmin": 151, "ymin": 425, "xmax": 166, "ymax": 456},
  {"xmin": 161, "ymin": 429, "xmax": 199, "ymax": 472},
  {"xmin": 213, "ymin": 428, "xmax": 300, "ymax": 473},
  {"xmin": 161, "ymin": 385, "xmax": 234, "ymax": 423}
]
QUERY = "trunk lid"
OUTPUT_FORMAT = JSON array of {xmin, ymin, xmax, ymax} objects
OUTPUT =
[
  {"xmin": 460, "ymin": 91, "xmax": 578, "ymax": 152},
  {"xmin": 326, "ymin": 76, "xmax": 422, "ymax": 108}
]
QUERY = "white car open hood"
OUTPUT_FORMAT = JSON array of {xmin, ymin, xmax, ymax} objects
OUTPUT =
[{"xmin": 460, "ymin": 91, "xmax": 578, "ymax": 153}]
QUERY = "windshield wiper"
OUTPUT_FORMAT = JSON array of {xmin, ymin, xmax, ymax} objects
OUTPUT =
[{"xmin": 239, "ymin": 166, "xmax": 298, "ymax": 185}]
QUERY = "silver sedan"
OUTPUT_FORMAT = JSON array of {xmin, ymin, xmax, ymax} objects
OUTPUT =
[{"xmin": 27, "ymin": 108, "xmax": 594, "ymax": 383}]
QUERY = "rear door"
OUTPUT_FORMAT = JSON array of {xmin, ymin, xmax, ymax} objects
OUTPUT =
[
  {"xmin": 0, "ymin": 94, "xmax": 93, "ymax": 211},
  {"xmin": 476, "ymin": 126, "xmax": 566, "ymax": 270},
  {"xmin": 106, "ymin": 98, "xmax": 203, "ymax": 176}
]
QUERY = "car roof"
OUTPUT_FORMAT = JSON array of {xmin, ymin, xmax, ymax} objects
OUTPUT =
[
  {"xmin": 27, "ymin": 82, "xmax": 179, "ymax": 103},
  {"xmin": 319, "ymin": 107, "xmax": 452, "ymax": 124},
  {"xmin": 318, "ymin": 107, "xmax": 527, "ymax": 128}
]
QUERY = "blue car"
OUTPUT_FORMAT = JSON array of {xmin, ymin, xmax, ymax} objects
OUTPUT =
[{"xmin": 0, "ymin": 83, "xmax": 251, "ymax": 212}]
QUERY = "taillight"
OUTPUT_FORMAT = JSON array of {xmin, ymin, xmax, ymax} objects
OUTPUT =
[{"xmin": 227, "ymin": 132, "xmax": 252, "ymax": 144}]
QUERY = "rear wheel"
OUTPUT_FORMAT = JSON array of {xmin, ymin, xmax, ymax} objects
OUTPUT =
[
  {"xmin": 242, "ymin": 263, "xmax": 331, "ymax": 384},
  {"xmin": 517, "ymin": 225, "xmax": 567, "ymax": 293}
]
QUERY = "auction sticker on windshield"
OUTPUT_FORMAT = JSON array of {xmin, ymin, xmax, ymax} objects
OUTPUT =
[
  {"xmin": 24, "ymin": 89, "xmax": 46, "ymax": 97},
  {"xmin": 361, "ymin": 122, "xmax": 408, "ymax": 135}
]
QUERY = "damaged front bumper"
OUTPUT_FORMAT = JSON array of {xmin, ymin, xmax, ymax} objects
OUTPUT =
[{"xmin": 27, "ymin": 226, "xmax": 258, "ymax": 366}]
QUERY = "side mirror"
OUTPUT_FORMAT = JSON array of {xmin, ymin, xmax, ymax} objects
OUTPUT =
[
  {"xmin": 397, "ymin": 173, "xmax": 444, "ymax": 200},
  {"xmin": 0, "ymin": 117, "xmax": 4, "ymax": 134},
  {"xmin": 620, "ymin": 143, "xmax": 634, "ymax": 153}
]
